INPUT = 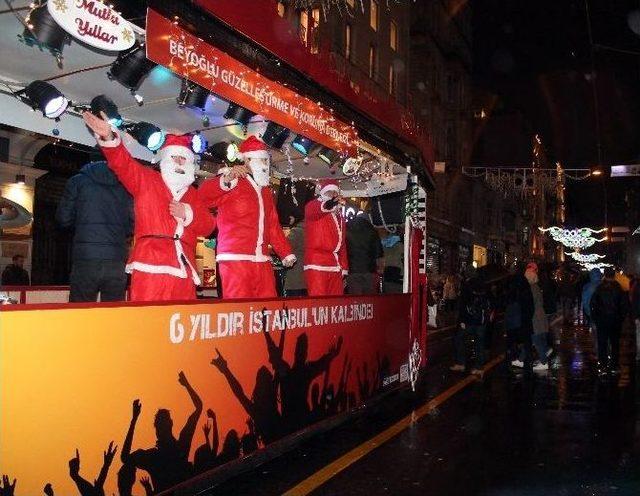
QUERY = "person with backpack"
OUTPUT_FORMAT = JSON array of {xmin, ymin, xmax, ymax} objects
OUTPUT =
[
  {"xmin": 450, "ymin": 275, "xmax": 491, "ymax": 377},
  {"xmin": 590, "ymin": 267, "xmax": 628, "ymax": 375}
]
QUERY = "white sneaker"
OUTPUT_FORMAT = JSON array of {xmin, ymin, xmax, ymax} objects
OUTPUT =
[
  {"xmin": 533, "ymin": 362, "xmax": 549, "ymax": 372},
  {"xmin": 449, "ymin": 364, "xmax": 465, "ymax": 372},
  {"xmin": 510, "ymin": 359, "xmax": 524, "ymax": 368}
]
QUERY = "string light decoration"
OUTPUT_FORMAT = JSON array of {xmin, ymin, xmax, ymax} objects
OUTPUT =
[
  {"xmin": 566, "ymin": 252, "xmax": 606, "ymax": 263},
  {"xmin": 580, "ymin": 262, "xmax": 614, "ymax": 271},
  {"xmin": 539, "ymin": 227, "xmax": 608, "ymax": 249},
  {"xmin": 404, "ymin": 178, "xmax": 420, "ymax": 228}
]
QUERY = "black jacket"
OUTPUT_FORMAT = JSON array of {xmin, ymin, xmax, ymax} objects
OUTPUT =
[
  {"xmin": 590, "ymin": 278, "xmax": 628, "ymax": 324},
  {"xmin": 56, "ymin": 161, "xmax": 133, "ymax": 262},
  {"xmin": 458, "ymin": 279, "xmax": 492, "ymax": 326},
  {"xmin": 504, "ymin": 274, "xmax": 534, "ymax": 331},
  {"xmin": 346, "ymin": 215, "xmax": 383, "ymax": 274},
  {"xmin": 1, "ymin": 264, "xmax": 29, "ymax": 285}
]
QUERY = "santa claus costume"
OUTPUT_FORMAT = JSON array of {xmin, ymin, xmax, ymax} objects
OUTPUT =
[
  {"xmin": 198, "ymin": 135, "xmax": 295, "ymax": 299},
  {"xmin": 303, "ymin": 179, "xmax": 348, "ymax": 296},
  {"xmin": 97, "ymin": 132, "xmax": 215, "ymax": 301}
]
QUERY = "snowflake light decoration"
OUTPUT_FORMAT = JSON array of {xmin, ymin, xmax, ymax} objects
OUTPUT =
[
  {"xmin": 566, "ymin": 252, "xmax": 606, "ymax": 263},
  {"xmin": 539, "ymin": 227, "xmax": 607, "ymax": 249},
  {"xmin": 580, "ymin": 262, "xmax": 614, "ymax": 271}
]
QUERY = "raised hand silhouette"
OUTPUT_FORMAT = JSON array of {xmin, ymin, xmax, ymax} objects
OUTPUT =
[
  {"xmin": 68, "ymin": 449, "xmax": 80, "ymax": 477},
  {"xmin": 132, "ymin": 399, "xmax": 142, "ymax": 419},
  {"xmin": 68, "ymin": 442, "xmax": 117, "ymax": 496},
  {"xmin": 43, "ymin": 483, "xmax": 54, "ymax": 496},
  {"xmin": 139, "ymin": 476, "xmax": 154, "ymax": 496},
  {"xmin": 210, "ymin": 348, "xmax": 227, "ymax": 370},
  {"xmin": 1, "ymin": 475, "xmax": 16, "ymax": 496}
]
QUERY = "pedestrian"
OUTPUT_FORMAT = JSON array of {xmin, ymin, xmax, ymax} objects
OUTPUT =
[
  {"xmin": 525, "ymin": 264, "xmax": 550, "ymax": 372},
  {"xmin": 450, "ymin": 273, "xmax": 491, "ymax": 376},
  {"xmin": 581, "ymin": 268, "xmax": 602, "ymax": 325},
  {"xmin": 539, "ymin": 264, "xmax": 559, "ymax": 356},
  {"xmin": 345, "ymin": 214, "xmax": 384, "ymax": 294},
  {"xmin": 443, "ymin": 274, "xmax": 458, "ymax": 313},
  {"xmin": 1, "ymin": 254, "xmax": 29, "ymax": 286},
  {"xmin": 590, "ymin": 267, "xmax": 628, "ymax": 375},
  {"xmin": 56, "ymin": 159, "xmax": 133, "ymax": 302},
  {"xmin": 505, "ymin": 269, "xmax": 534, "ymax": 368},
  {"xmin": 630, "ymin": 276, "xmax": 640, "ymax": 360}
]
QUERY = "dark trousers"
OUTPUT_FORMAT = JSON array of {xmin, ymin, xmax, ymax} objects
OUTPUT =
[
  {"xmin": 595, "ymin": 320, "xmax": 622, "ymax": 368},
  {"xmin": 454, "ymin": 324, "xmax": 486, "ymax": 368},
  {"xmin": 506, "ymin": 326, "xmax": 533, "ymax": 369},
  {"xmin": 69, "ymin": 260, "xmax": 127, "ymax": 302}
]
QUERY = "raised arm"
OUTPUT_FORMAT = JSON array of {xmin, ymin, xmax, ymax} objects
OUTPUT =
[
  {"xmin": 177, "ymin": 371, "xmax": 203, "ymax": 452},
  {"xmin": 120, "ymin": 399, "xmax": 141, "ymax": 464},
  {"xmin": 211, "ymin": 349, "xmax": 255, "ymax": 418},
  {"xmin": 95, "ymin": 441, "xmax": 117, "ymax": 490},
  {"xmin": 307, "ymin": 336, "xmax": 343, "ymax": 379},
  {"xmin": 68, "ymin": 449, "xmax": 94, "ymax": 496},
  {"xmin": 198, "ymin": 165, "xmax": 250, "ymax": 208}
]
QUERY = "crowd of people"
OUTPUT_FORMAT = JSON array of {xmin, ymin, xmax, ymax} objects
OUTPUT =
[{"xmin": 445, "ymin": 261, "xmax": 640, "ymax": 378}]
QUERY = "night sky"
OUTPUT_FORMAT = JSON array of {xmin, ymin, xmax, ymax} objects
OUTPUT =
[{"xmin": 473, "ymin": 0, "xmax": 640, "ymax": 228}]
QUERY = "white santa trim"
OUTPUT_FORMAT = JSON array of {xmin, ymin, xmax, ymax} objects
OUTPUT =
[
  {"xmin": 304, "ymin": 264, "xmax": 342, "ymax": 272},
  {"xmin": 217, "ymin": 253, "xmax": 271, "ymax": 262},
  {"xmin": 320, "ymin": 184, "xmax": 340, "ymax": 196},
  {"xmin": 242, "ymin": 149, "xmax": 269, "ymax": 160},
  {"xmin": 247, "ymin": 176, "xmax": 266, "ymax": 260},
  {"xmin": 331, "ymin": 212, "xmax": 342, "ymax": 267}
]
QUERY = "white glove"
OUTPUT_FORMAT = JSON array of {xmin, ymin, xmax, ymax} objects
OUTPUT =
[{"xmin": 281, "ymin": 254, "xmax": 297, "ymax": 268}]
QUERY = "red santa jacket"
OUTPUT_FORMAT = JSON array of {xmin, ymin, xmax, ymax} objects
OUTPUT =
[
  {"xmin": 99, "ymin": 135, "xmax": 215, "ymax": 284},
  {"xmin": 198, "ymin": 174, "xmax": 292, "ymax": 262},
  {"xmin": 303, "ymin": 198, "xmax": 348, "ymax": 273}
]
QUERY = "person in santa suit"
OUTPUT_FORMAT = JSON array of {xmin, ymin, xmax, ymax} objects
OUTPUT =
[
  {"xmin": 198, "ymin": 135, "xmax": 295, "ymax": 299},
  {"xmin": 82, "ymin": 111, "xmax": 215, "ymax": 301},
  {"xmin": 303, "ymin": 179, "xmax": 348, "ymax": 296}
]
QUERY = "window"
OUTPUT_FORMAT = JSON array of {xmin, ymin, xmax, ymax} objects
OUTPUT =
[
  {"xmin": 345, "ymin": 23, "xmax": 352, "ymax": 61},
  {"xmin": 299, "ymin": 9, "xmax": 320, "ymax": 53},
  {"xmin": 277, "ymin": 1, "xmax": 286, "ymax": 17},
  {"xmin": 299, "ymin": 10, "xmax": 309, "ymax": 46},
  {"xmin": 369, "ymin": 44, "xmax": 377, "ymax": 79},
  {"xmin": 390, "ymin": 20, "xmax": 398, "ymax": 50},
  {"xmin": 388, "ymin": 64, "xmax": 396, "ymax": 95},
  {"xmin": 370, "ymin": 0, "xmax": 378, "ymax": 31}
]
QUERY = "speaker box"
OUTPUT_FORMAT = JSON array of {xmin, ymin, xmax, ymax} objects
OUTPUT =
[{"xmin": 370, "ymin": 190, "xmax": 406, "ymax": 227}]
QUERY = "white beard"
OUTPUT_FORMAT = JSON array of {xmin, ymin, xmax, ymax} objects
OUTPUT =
[
  {"xmin": 248, "ymin": 158, "xmax": 270, "ymax": 187},
  {"xmin": 160, "ymin": 157, "xmax": 196, "ymax": 197}
]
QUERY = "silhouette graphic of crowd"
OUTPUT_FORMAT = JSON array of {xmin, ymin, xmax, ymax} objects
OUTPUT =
[{"xmin": 2, "ymin": 320, "xmax": 392, "ymax": 495}]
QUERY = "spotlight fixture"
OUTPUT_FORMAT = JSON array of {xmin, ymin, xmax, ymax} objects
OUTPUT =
[
  {"xmin": 107, "ymin": 44, "xmax": 156, "ymax": 92},
  {"xmin": 21, "ymin": 80, "xmax": 68, "ymax": 119},
  {"xmin": 18, "ymin": 4, "xmax": 70, "ymax": 58},
  {"xmin": 318, "ymin": 146, "xmax": 341, "ymax": 165},
  {"xmin": 126, "ymin": 122, "xmax": 165, "ymax": 151},
  {"xmin": 15, "ymin": 174, "xmax": 26, "ymax": 185},
  {"xmin": 223, "ymin": 102, "xmax": 255, "ymax": 126},
  {"xmin": 90, "ymin": 95, "xmax": 122, "ymax": 128},
  {"xmin": 261, "ymin": 122, "xmax": 290, "ymax": 149},
  {"xmin": 178, "ymin": 80, "xmax": 210, "ymax": 110},
  {"xmin": 291, "ymin": 134, "xmax": 315, "ymax": 155},
  {"xmin": 590, "ymin": 166, "xmax": 603, "ymax": 177},
  {"xmin": 191, "ymin": 133, "xmax": 208, "ymax": 154},
  {"xmin": 205, "ymin": 142, "xmax": 239, "ymax": 163}
]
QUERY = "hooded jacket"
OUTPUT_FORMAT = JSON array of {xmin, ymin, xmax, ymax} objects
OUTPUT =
[
  {"xmin": 56, "ymin": 161, "xmax": 133, "ymax": 262},
  {"xmin": 581, "ymin": 268, "xmax": 602, "ymax": 319}
]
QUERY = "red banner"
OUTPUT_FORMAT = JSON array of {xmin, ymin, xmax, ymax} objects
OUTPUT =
[
  {"xmin": 145, "ymin": 9, "xmax": 358, "ymax": 156},
  {"xmin": 1, "ymin": 294, "xmax": 417, "ymax": 495}
]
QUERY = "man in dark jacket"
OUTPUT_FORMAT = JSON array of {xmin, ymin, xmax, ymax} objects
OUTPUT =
[
  {"xmin": 1, "ymin": 254, "xmax": 30, "ymax": 286},
  {"xmin": 345, "ymin": 214, "xmax": 384, "ymax": 294},
  {"xmin": 451, "ymin": 275, "xmax": 491, "ymax": 376},
  {"xmin": 504, "ymin": 267, "xmax": 535, "ymax": 370},
  {"xmin": 56, "ymin": 160, "xmax": 133, "ymax": 302},
  {"xmin": 590, "ymin": 267, "xmax": 628, "ymax": 375}
]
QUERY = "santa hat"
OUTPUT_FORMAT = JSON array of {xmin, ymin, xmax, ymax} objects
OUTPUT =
[
  {"xmin": 238, "ymin": 135, "xmax": 269, "ymax": 160},
  {"xmin": 526, "ymin": 262, "xmax": 538, "ymax": 273},
  {"xmin": 160, "ymin": 134, "xmax": 195, "ymax": 163},
  {"xmin": 318, "ymin": 178, "xmax": 339, "ymax": 196}
]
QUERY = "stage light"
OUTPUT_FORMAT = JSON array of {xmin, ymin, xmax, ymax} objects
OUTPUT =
[
  {"xmin": 261, "ymin": 122, "xmax": 290, "ymax": 149},
  {"xmin": 223, "ymin": 103, "xmax": 255, "ymax": 125},
  {"xmin": 127, "ymin": 122, "xmax": 165, "ymax": 151},
  {"xmin": 191, "ymin": 133, "xmax": 208, "ymax": 154},
  {"xmin": 15, "ymin": 174, "xmax": 26, "ymax": 185},
  {"xmin": 107, "ymin": 44, "xmax": 157, "ymax": 92},
  {"xmin": 590, "ymin": 167, "xmax": 603, "ymax": 177},
  {"xmin": 318, "ymin": 147, "xmax": 341, "ymax": 165},
  {"xmin": 205, "ymin": 142, "xmax": 239, "ymax": 163},
  {"xmin": 22, "ymin": 81, "xmax": 68, "ymax": 118},
  {"xmin": 90, "ymin": 95, "xmax": 122, "ymax": 128},
  {"xmin": 178, "ymin": 80, "xmax": 210, "ymax": 110},
  {"xmin": 291, "ymin": 134, "xmax": 315, "ymax": 155},
  {"xmin": 19, "ymin": 4, "xmax": 69, "ymax": 57}
]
